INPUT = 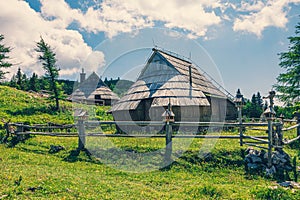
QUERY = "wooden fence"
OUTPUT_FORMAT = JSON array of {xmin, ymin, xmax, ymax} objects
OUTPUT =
[{"xmin": 3, "ymin": 118, "xmax": 300, "ymax": 164}]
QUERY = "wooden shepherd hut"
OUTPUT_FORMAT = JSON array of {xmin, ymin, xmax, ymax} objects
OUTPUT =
[
  {"xmin": 110, "ymin": 48, "xmax": 236, "ymax": 122},
  {"xmin": 71, "ymin": 69, "xmax": 119, "ymax": 106},
  {"xmin": 70, "ymin": 89, "xmax": 86, "ymax": 103},
  {"xmin": 87, "ymin": 86, "xmax": 120, "ymax": 106}
]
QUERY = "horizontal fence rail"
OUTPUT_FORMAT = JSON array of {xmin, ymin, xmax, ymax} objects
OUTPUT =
[{"xmin": 5, "ymin": 120, "xmax": 299, "ymax": 162}]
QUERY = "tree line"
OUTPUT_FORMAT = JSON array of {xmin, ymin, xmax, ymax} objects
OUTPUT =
[
  {"xmin": 242, "ymin": 92, "xmax": 266, "ymax": 119},
  {"xmin": 6, "ymin": 67, "xmax": 74, "ymax": 95}
]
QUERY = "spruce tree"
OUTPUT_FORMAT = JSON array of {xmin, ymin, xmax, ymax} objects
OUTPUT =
[
  {"xmin": 15, "ymin": 67, "xmax": 22, "ymax": 89},
  {"xmin": 0, "ymin": 34, "xmax": 12, "ymax": 80},
  {"xmin": 22, "ymin": 73, "xmax": 28, "ymax": 90},
  {"xmin": 35, "ymin": 37, "xmax": 61, "ymax": 110},
  {"xmin": 9, "ymin": 75, "xmax": 17, "ymax": 88},
  {"xmin": 274, "ymin": 20, "xmax": 300, "ymax": 104},
  {"xmin": 256, "ymin": 92, "xmax": 263, "ymax": 108},
  {"xmin": 29, "ymin": 73, "xmax": 39, "ymax": 91}
]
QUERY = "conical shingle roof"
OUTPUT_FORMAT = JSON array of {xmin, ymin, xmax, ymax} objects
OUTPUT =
[
  {"xmin": 87, "ymin": 86, "xmax": 120, "ymax": 101},
  {"xmin": 111, "ymin": 48, "xmax": 228, "ymax": 112}
]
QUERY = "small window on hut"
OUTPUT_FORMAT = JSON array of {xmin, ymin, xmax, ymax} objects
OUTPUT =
[{"xmin": 97, "ymin": 100, "xmax": 105, "ymax": 106}]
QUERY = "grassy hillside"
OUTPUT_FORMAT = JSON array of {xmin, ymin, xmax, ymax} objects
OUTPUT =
[
  {"xmin": 1, "ymin": 134, "xmax": 299, "ymax": 199},
  {"xmin": 0, "ymin": 85, "xmax": 74, "ymax": 125},
  {"xmin": 0, "ymin": 85, "xmax": 300, "ymax": 199}
]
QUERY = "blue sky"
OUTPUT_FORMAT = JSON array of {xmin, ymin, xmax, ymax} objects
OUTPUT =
[{"xmin": 1, "ymin": 0, "xmax": 300, "ymax": 99}]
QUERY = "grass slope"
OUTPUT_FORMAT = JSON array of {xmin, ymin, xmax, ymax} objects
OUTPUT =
[{"xmin": 0, "ymin": 85, "xmax": 74, "ymax": 125}]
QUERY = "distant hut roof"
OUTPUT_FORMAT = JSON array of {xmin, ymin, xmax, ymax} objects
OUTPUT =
[
  {"xmin": 72, "ymin": 89, "xmax": 86, "ymax": 99},
  {"xmin": 111, "ymin": 48, "xmax": 228, "ymax": 112},
  {"xmin": 77, "ymin": 72, "xmax": 103, "ymax": 97},
  {"xmin": 87, "ymin": 86, "xmax": 120, "ymax": 101}
]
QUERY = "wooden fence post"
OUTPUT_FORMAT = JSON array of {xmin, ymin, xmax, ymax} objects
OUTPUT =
[
  {"xmin": 234, "ymin": 89, "xmax": 244, "ymax": 146},
  {"xmin": 3, "ymin": 122, "xmax": 10, "ymax": 143},
  {"xmin": 267, "ymin": 119, "xmax": 273, "ymax": 168},
  {"xmin": 163, "ymin": 100, "xmax": 174, "ymax": 162},
  {"xmin": 296, "ymin": 112, "xmax": 300, "ymax": 136},
  {"xmin": 16, "ymin": 123, "xmax": 24, "ymax": 141},
  {"xmin": 276, "ymin": 122, "xmax": 283, "ymax": 147},
  {"xmin": 263, "ymin": 90, "xmax": 276, "ymax": 168},
  {"xmin": 78, "ymin": 120, "xmax": 86, "ymax": 150},
  {"xmin": 165, "ymin": 121, "xmax": 172, "ymax": 161},
  {"xmin": 238, "ymin": 107, "xmax": 243, "ymax": 146}
]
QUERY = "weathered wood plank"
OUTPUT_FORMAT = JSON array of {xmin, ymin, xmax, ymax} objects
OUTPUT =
[
  {"xmin": 243, "ymin": 135, "xmax": 269, "ymax": 143},
  {"xmin": 243, "ymin": 142, "xmax": 268, "ymax": 150}
]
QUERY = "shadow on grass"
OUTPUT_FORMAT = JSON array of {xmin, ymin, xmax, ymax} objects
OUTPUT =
[
  {"xmin": 18, "ymin": 146, "xmax": 49, "ymax": 155},
  {"xmin": 63, "ymin": 148, "xmax": 102, "ymax": 165},
  {"xmin": 5, "ymin": 137, "xmax": 251, "ymax": 174},
  {"xmin": 161, "ymin": 149, "xmax": 245, "ymax": 172},
  {"xmin": 16, "ymin": 142, "xmax": 103, "ymax": 165},
  {"xmin": 7, "ymin": 135, "xmax": 31, "ymax": 148}
]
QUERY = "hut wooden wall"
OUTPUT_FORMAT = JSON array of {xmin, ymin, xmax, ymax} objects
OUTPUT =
[
  {"xmin": 206, "ymin": 96, "xmax": 237, "ymax": 122},
  {"xmin": 112, "ymin": 100, "xmax": 212, "ymax": 122},
  {"xmin": 226, "ymin": 100, "xmax": 237, "ymax": 120},
  {"xmin": 112, "ymin": 97, "xmax": 236, "ymax": 123}
]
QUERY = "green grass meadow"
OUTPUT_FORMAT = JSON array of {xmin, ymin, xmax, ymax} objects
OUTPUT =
[
  {"xmin": 1, "ymin": 134, "xmax": 299, "ymax": 199},
  {"xmin": 1, "ymin": 85, "xmax": 300, "ymax": 199}
]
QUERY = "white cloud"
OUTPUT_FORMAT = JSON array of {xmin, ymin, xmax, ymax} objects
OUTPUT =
[
  {"xmin": 1, "ymin": 0, "xmax": 299, "ymax": 81},
  {"xmin": 99, "ymin": 0, "xmax": 222, "ymax": 38},
  {"xmin": 239, "ymin": 0, "xmax": 266, "ymax": 12},
  {"xmin": 40, "ymin": 0, "xmax": 154, "ymax": 38},
  {"xmin": 40, "ymin": 0, "xmax": 224, "ymax": 38},
  {"xmin": 0, "ymin": 0, "xmax": 225, "ymax": 80},
  {"xmin": 233, "ymin": 0, "xmax": 300, "ymax": 37},
  {"xmin": 81, "ymin": 51, "xmax": 105, "ymax": 75},
  {"xmin": 0, "ymin": 0, "xmax": 104, "ymax": 80}
]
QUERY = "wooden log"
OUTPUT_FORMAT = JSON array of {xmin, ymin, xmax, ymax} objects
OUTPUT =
[
  {"xmin": 282, "ymin": 124, "xmax": 300, "ymax": 131},
  {"xmin": 14, "ymin": 132, "xmax": 78, "ymax": 136},
  {"xmin": 242, "ymin": 141, "xmax": 268, "ymax": 144},
  {"xmin": 10, "ymin": 123, "xmax": 75, "ymax": 129},
  {"xmin": 85, "ymin": 121, "xmax": 271, "ymax": 127},
  {"xmin": 243, "ymin": 135, "xmax": 269, "ymax": 144},
  {"xmin": 283, "ymin": 135, "xmax": 300, "ymax": 145},
  {"xmin": 85, "ymin": 121, "xmax": 164, "ymax": 126},
  {"xmin": 248, "ymin": 128, "xmax": 268, "ymax": 131},
  {"xmin": 83, "ymin": 133, "xmax": 268, "ymax": 139},
  {"xmin": 243, "ymin": 142, "xmax": 268, "ymax": 150}
]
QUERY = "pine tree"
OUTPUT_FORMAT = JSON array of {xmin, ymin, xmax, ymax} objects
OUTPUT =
[
  {"xmin": 256, "ymin": 92, "xmax": 263, "ymax": 108},
  {"xmin": 251, "ymin": 94, "xmax": 256, "ymax": 105},
  {"xmin": 35, "ymin": 37, "xmax": 61, "ymax": 110},
  {"xmin": 15, "ymin": 67, "xmax": 22, "ymax": 89},
  {"xmin": 22, "ymin": 73, "xmax": 28, "ymax": 90},
  {"xmin": 248, "ymin": 93, "xmax": 263, "ymax": 118},
  {"xmin": 274, "ymin": 20, "xmax": 300, "ymax": 104},
  {"xmin": 29, "ymin": 73, "xmax": 39, "ymax": 91},
  {"xmin": 9, "ymin": 75, "xmax": 17, "ymax": 88},
  {"xmin": 0, "ymin": 34, "xmax": 12, "ymax": 80}
]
